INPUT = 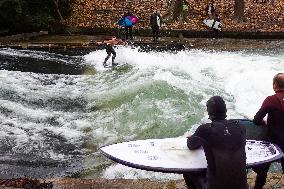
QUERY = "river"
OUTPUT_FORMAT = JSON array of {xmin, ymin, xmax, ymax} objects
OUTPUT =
[{"xmin": 0, "ymin": 39, "xmax": 283, "ymax": 179}]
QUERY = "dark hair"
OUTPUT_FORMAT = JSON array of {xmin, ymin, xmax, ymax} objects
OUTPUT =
[
  {"xmin": 206, "ymin": 96, "xmax": 227, "ymax": 120},
  {"xmin": 273, "ymin": 73, "xmax": 284, "ymax": 89}
]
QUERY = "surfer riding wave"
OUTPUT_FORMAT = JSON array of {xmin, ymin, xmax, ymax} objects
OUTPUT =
[{"xmin": 96, "ymin": 36, "xmax": 125, "ymax": 67}]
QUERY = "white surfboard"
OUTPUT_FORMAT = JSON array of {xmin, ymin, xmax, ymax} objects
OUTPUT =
[
  {"xmin": 100, "ymin": 138, "xmax": 283, "ymax": 173},
  {"xmin": 103, "ymin": 63, "xmax": 127, "ymax": 69},
  {"xmin": 203, "ymin": 19, "xmax": 222, "ymax": 31}
]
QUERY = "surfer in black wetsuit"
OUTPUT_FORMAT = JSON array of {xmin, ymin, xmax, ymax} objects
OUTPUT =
[
  {"xmin": 97, "ymin": 37, "xmax": 125, "ymax": 67},
  {"xmin": 252, "ymin": 73, "xmax": 284, "ymax": 189},
  {"xmin": 183, "ymin": 96, "xmax": 249, "ymax": 189}
]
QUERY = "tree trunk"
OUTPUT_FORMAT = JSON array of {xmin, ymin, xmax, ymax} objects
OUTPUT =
[
  {"xmin": 162, "ymin": 0, "xmax": 176, "ymax": 22},
  {"xmin": 173, "ymin": 0, "xmax": 183, "ymax": 21},
  {"xmin": 52, "ymin": 0, "xmax": 64, "ymax": 22},
  {"xmin": 234, "ymin": 0, "xmax": 244, "ymax": 21}
]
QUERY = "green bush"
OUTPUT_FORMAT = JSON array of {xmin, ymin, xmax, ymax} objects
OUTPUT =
[{"xmin": 0, "ymin": 0, "xmax": 73, "ymax": 34}]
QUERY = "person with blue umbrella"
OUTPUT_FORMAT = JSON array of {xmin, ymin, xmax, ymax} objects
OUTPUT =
[{"xmin": 122, "ymin": 10, "xmax": 133, "ymax": 41}]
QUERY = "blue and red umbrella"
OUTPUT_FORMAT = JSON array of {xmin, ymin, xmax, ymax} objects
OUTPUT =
[{"xmin": 118, "ymin": 15, "xmax": 139, "ymax": 27}]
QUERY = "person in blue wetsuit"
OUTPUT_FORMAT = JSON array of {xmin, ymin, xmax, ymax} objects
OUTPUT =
[
  {"xmin": 183, "ymin": 96, "xmax": 248, "ymax": 189},
  {"xmin": 252, "ymin": 73, "xmax": 284, "ymax": 189}
]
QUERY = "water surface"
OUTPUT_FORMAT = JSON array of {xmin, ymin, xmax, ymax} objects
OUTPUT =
[{"xmin": 0, "ymin": 39, "xmax": 283, "ymax": 179}]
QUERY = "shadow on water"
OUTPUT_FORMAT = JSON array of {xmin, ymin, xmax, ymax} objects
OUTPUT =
[{"xmin": 0, "ymin": 49, "xmax": 96, "ymax": 75}]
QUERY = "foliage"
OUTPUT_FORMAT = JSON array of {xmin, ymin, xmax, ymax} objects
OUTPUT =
[
  {"xmin": 68, "ymin": 0, "xmax": 284, "ymax": 32},
  {"xmin": 0, "ymin": 0, "xmax": 73, "ymax": 33}
]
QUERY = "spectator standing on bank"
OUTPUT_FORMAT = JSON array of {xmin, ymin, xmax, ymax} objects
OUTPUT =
[
  {"xmin": 150, "ymin": 10, "xmax": 163, "ymax": 42},
  {"xmin": 123, "ymin": 10, "xmax": 133, "ymax": 41},
  {"xmin": 205, "ymin": 1, "xmax": 216, "ymax": 19}
]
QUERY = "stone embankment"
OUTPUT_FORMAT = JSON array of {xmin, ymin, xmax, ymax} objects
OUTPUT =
[{"xmin": 0, "ymin": 173, "xmax": 283, "ymax": 189}]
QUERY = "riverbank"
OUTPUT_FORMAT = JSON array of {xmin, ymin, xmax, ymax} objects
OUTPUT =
[
  {"xmin": 0, "ymin": 173, "xmax": 283, "ymax": 189},
  {"xmin": 0, "ymin": 33, "xmax": 283, "ymax": 55},
  {"xmin": 67, "ymin": 0, "xmax": 284, "ymax": 33},
  {"xmin": 49, "ymin": 173, "xmax": 284, "ymax": 189}
]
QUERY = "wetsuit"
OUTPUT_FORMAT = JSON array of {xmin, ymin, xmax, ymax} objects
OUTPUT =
[
  {"xmin": 184, "ymin": 120, "xmax": 248, "ymax": 189},
  {"xmin": 252, "ymin": 90, "xmax": 284, "ymax": 189},
  {"xmin": 103, "ymin": 44, "xmax": 116, "ymax": 66}
]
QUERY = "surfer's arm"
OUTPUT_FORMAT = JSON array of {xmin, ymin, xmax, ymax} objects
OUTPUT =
[
  {"xmin": 116, "ymin": 39, "xmax": 126, "ymax": 46},
  {"xmin": 253, "ymin": 97, "xmax": 272, "ymax": 126},
  {"xmin": 253, "ymin": 108, "xmax": 267, "ymax": 126},
  {"xmin": 187, "ymin": 136, "xmax": 202, "ymax": 150},
  {"xmin": 96, "ymin": 40, "xmax": 109, "ymax": 45},
  {"xmin": 187, "ymin": 124, "xmax": 209, "ymax": 150}
]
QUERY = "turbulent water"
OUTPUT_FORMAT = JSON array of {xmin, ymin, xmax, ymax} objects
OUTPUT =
[{"xmin": 0, "ymin": 39, "xmax": 283, "ymax": 179}]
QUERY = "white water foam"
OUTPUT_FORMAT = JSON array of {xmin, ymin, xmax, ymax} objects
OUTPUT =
[
  {"xmin": 85, "ymin": 46, "xmax": 284, "ymax": 119},
  {"xmin": 84, "ymin": 46, "xmax": 284, "ymax": 179},
  {"xmin": 0, "ymin": 46, "xmax": 283, "ymax": 179}
]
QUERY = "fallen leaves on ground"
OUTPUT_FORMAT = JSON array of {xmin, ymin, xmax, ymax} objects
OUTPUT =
[{"xmin": 67, "ymin": 0, "xmax": 284, "ymax": 32}]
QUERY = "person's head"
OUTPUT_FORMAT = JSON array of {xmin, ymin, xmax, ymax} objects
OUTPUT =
[
  {"xmin": 273, "ymin": 73, "xmax": 284, "ymax": 92},
  {"xmin": 206, "ymin": 96, "xmax": 227, "ymax": 121},
  {"xmin": 124, "ymin": 10, "xmax": 131, "ymax": 16}
]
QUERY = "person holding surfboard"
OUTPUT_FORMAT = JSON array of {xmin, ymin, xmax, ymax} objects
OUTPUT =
[
  {"xmin": 252, "ymin": 73, "xmax": 284, "ymax": 189},
  {"xmin": 150, "ymin": 10, "xmax": 163, "ymax": 42},
  {"xmin": 205, "ymin": 1, "xmax": 216, "ymax": 19},
  {"xmin": 183, "ymin": 96, "xmax": 249, "ymax": 189},
  {"xmin": 96, "ymin": 36, "xmax": 125, "ymax": 67}
]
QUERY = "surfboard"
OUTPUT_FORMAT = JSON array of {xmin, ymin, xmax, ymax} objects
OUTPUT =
[
  {"xmin": 203, "ymin": 19, "xmax": 222, "ymax": 31},
  {"xmin": 100, "ymin": 138, "xmax": 283, "ymax": 173},
  {"xmin": 104, "ymin": 63, "xmax": 126, "ymax": 69},
  {"xmin": 236, "ymin": 119, "xmax": 268, "ymax": 140}
]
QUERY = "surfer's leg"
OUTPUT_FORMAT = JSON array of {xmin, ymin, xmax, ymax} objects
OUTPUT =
[
  {"xmin": 129, "ymin": 26, "xmax": 133, "ymax": 40},
  {"xmin": 111, "ymin": 50, "xmax": 117, "ymax": 66},
  {"xmin": 156, "ymin": 27, "xmax": 160, "ymax": 41},
  {"xmin": 253, "ymin": 163, "xmax": 270, "ymax": 189},
  {"xmin": 152, "ymin": 27, "xmax": 157, "ymax": 41},
  {"xmin": 183, "ymin": 174, "xmax": 196, "ymax": 189},
  {"xmin": 280, "ymin": 157, "xmax": 284, "ymax": 174},
  {"xmin": 103, "ymin": 52, "xmax": 111, "ymax": 66},
  {"xmin": 125, "ymin": 27, "xmax": 129, "ymax": 40},
  {"xmin": 152, "ymin": 27, "xmax": 159, "ymax": 42},
  {"xmin": 183, "ymin": 171, "xmax": 206, "ymax": 189}
]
